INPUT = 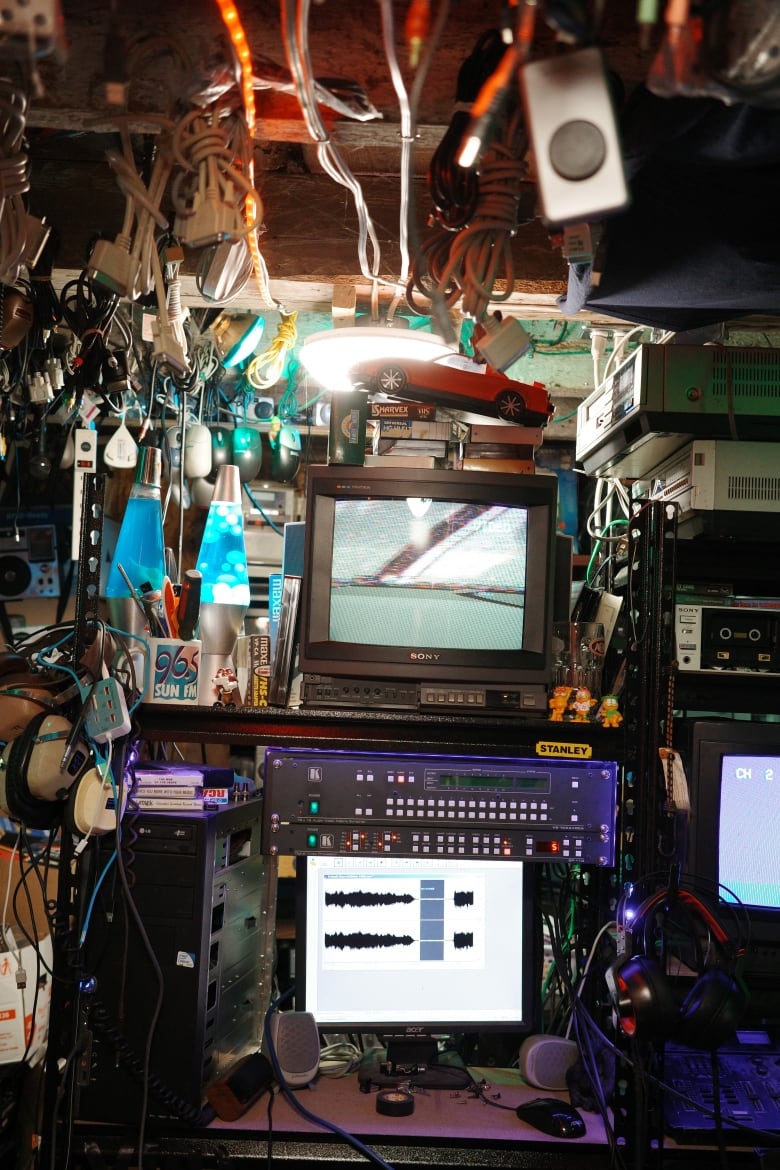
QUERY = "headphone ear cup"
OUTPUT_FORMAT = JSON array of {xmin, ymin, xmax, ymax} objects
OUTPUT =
[
  {"xmin": 679, "ymin": 967, "xmax": 749, "ymax": 1049},
  {"xmin": 65, "ymin": 769, "xmax": 126, "ymax": 838},
  {"xmin": 0, "ymin": 711, "xmax": 62, "ymax": 828},
  {"xmin": 608, "ymin": 955, "xmax": 680, "ymax": 1039}
]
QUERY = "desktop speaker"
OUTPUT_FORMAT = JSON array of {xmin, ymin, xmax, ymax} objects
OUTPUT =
[
  {"xmin": 268, "ymin": 1011, "xmax": 321, "ymax": 1087},
  {"xmin": 518, "ymin": 1035, "xmax": 579, "ymax": 1091}
]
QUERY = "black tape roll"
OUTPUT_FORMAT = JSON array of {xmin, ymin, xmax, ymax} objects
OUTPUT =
[{"xmin": 376, "ymin": 1088, "xmax": 415, "ymax": 1117}]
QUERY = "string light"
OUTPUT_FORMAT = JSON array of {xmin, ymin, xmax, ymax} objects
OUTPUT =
[{"xmin": 214, "ymin": 0, "xmax": 267, "ymax": 301}]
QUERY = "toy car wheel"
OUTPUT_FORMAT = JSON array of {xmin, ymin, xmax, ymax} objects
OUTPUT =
[
  {"xmin": 376, "ymin": 365, "xmax": 408, "ymax": 394},
  {"xmin": 496, "ymin": 387, "xmax": 528, "ymax": 422}
]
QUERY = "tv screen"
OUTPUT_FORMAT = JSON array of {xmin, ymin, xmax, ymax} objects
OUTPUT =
[
  {"xmin": 298, "ymin": 465, "xmax": 558, "ymax": 714},
  {"xmin": 296, "ymin": 853, "xmax": 537, "ymax": 1037},
  {"xmin": 687, "ymin": 720, "xmax": 780, "ymax": 1007}
]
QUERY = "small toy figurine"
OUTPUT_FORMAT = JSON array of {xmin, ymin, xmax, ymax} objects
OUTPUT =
[
  {"xmin": 212, "ymin": 666, "xmax": 240, "ymax": 708},
  {"xmin": 548, "ymin": 685, "xmax": 573, "ymax": 722},
  {"xmin": 597, "ymin": 693, "xmax": 623, "ymax": 728},
  {"xmin": 569, "ymin": 686, "xmax": 596, "ymax": 722}
]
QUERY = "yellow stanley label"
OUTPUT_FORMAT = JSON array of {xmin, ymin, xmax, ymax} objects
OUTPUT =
[{"xmin": 535, "ymin": 741, "xmax": 593, "ymax": 759}]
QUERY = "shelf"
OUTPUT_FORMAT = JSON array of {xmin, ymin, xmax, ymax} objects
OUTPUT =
[{"xmin": 138, "ymin": 703, "xmax": 625, "ymax": 760}]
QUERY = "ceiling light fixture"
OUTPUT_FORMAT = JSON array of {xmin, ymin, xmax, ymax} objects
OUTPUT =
[{"xmin": 299, "ymin": 326, "xmax": 455, "ymax": 392}]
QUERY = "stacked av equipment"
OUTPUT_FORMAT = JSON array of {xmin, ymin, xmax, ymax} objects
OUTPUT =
[
  {"xmin": 575, "ymin": 344, "xmax": 780, "ymax": 479},
  {"xmin": 262, "ymin": 748, "xmax": 618, "ymax": 867},
  {"xmin": 634, "ymin": 439, "xmax": 780, "ymax": 540},
  {"xmin": 74, "ymin": 799, "xmax": 270, "ymax": 1124}
]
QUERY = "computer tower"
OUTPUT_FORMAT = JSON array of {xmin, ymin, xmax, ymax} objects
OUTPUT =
[{"xmin": 74, "ymin": 798, "xmax": 274, "ymax": 1125}]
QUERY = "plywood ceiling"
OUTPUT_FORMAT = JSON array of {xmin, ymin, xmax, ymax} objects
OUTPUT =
[{"xmin": 24, "ymin": 0, "xmax": 650, "ymax": 319}]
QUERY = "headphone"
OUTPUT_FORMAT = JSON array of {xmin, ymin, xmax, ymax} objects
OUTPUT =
[
  {"xmin": 0, "ymin": 711, "xmax": 93, "ymax": 828},
  {"xmin": 606, "ymin": 883, "xmax": 749, "ymax": 1050}
]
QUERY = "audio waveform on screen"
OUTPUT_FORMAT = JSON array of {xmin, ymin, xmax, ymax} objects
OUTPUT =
[
  {"xmin": 324, "ymin": 888, "xmax": 476, "ymax": 909},
  {"xmin": 325, "ymin": 889, "xmax": 415, "ymax": 909},
  {"xmin": 324, "ymin": 930, "xmax": 474, "ymax": 952},
  {"xmin": 325, "ymin": 931, "xmax": 414, "ymax": 950}
]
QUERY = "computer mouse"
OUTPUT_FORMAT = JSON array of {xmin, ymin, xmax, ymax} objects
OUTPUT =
[
  {"xmin": 184, "ymin": 422, "xmax": 213, "ymax": 479},
  {"xmin": 271, "ymin": 423, "xmax": 301, "ymax": 483},
  {"xmin": 209, "ymin": 427, "xmax": 233, "ymax": 480},
  {"xmin": 232, "ymin": 424, "xmax": 263, "ymax": 482},
  {"xmin": 515, "ymin": 1097, "xmax": 586, "ymax": 1139}
]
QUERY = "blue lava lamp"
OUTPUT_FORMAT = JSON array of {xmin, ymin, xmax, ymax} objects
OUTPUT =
[{"xmin": 195, "ymin": 463, "xmax": 250, "ymax": 695}]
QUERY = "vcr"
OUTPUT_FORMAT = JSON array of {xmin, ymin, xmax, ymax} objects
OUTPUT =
[{"xmin": 262, "ymin": 748, "xmax": 618, "ymax": 866}]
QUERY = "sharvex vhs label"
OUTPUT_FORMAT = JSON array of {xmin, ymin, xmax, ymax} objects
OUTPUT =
[{"xmin": 536, "ymin": 740, "xmax": 593, "ymax": 758}]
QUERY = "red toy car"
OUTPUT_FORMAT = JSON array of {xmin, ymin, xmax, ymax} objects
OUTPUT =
[{"xmin": 350, "ymin": 356, "xmax": 554, "ymax": 426}]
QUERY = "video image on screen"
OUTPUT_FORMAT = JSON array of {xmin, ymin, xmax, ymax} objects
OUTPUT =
[
  {"xmin": 719, "ymin": 753, "xmax": 780, "ymax": 911},
  {"xmin": 329, "ymin": 499, "xmax": 529, "ymax": 651}
]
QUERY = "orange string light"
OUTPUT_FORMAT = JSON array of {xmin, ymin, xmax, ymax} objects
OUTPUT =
[{"xmin": 214, "ymin": 0, "xmax": 267, "ymax": 297}]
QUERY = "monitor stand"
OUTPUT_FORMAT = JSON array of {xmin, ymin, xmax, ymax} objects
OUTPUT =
[{"xmin": 358, "ymin": 1039, "xmax": 473, "ymax": 1092}]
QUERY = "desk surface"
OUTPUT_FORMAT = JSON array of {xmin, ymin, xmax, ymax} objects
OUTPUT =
[{"xmin": 210, "ymin": 1067, "xmax": 609, "ymax": 1159}]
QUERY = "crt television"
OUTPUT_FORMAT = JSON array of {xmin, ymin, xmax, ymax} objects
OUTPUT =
[
  {"xmin": 298, "ymin": 464, "xmax": 558, "ymax": 715},
  {"xmin": 295, "ymin": 853, "xmax": 537, "ymax": 1074},
  {"xmin": 686, "ymin": 720, "xmax": 780, "ymax": 1006}
]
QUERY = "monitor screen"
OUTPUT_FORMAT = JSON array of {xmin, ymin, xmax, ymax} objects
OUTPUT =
[
  {"xmin": 296, "ymin": 853, "xmax": 537, "ymax": 1037},
  {"xmin": 687, "ymin": 720, "xmax": 780, "ymax": 1002},
  {"xmin": 328, "ymin": 497, "xmax": 531, "ymax": 651},
  {"xmin": 298, "ymin": 465, "xmax": 558, "ymax": 713}
]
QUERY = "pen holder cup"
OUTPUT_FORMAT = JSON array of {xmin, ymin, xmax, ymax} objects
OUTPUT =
[{"xmin": 144, "ymin": 639, "xmax": 202, "ymax": 705}]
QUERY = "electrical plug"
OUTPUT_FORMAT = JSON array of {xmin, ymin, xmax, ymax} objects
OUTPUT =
[
  {"xmin": 151, "ymin": 317, "xmax": 190, "ymax": 374},
  {"xmin": 21, "ymin": 212, "xmax": 52, "ymax": 268},
  {"xmin": 87, "ymin": 237, "xmax": 139, "ymax": 297},
  {"xmin": 177, "ymin": 188, "xmax": 244, "ymax": 250}
]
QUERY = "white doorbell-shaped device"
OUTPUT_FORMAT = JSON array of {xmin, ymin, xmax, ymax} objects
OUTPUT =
[{"xmin": 520, "ymin": 47, "xmax": 628, "ymax": 226}]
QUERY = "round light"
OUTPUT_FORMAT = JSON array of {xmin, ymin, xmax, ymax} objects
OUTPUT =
[{"xmin": 300, "ymin": 327, "xmax": 455, "ymax": 392}]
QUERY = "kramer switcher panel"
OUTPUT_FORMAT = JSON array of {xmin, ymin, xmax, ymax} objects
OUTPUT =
[{"xmin": 262, "ymin": 749, "xmax": 618, "ymax": 865}]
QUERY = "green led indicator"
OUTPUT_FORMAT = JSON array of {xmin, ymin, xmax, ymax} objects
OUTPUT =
[
  {"xmin": 309, "ymin": 798, "xmax": 321, "ymax": 815},
  {"xmin": 307, "ymin": 832, "xmax": 318, "ymax": 849}
]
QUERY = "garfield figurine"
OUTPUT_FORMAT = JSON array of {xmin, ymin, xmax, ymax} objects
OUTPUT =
[{"xmin": 548, "ymin": 685, "xmax": 572, "ymax": 721}]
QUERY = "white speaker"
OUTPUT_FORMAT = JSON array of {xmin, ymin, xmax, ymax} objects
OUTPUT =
[
  {"xmin": 269, "ymin": 1011, "xmax": 320, "ymax": 1087},
  {"xmin": 518, "ymin": 1035, "xmax": 579, "ymax": 1091}
]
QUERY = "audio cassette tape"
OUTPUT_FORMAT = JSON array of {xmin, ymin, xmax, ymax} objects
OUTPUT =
[
  {"xmin": 0, "ymin": 525, "xmax": 59, "ymax": 600},
  {"xmin": 676, "ymin": 602, "xmax": 780, "ymax": 675}
]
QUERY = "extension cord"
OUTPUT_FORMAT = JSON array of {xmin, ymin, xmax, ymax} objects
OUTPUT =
[{"xmin": 85, "ymin": 678, "xmax": 132, "ymax": 743}]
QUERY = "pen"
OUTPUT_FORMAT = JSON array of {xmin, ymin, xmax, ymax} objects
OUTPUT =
[
  {"xmin": 177, "ymin": 569, "xmax": 202, "ymax": 641},
  {"xmin": 116, "ymin": 562, "xmax": 151, "ymax": 626}
]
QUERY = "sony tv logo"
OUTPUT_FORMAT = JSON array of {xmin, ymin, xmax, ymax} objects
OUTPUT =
[{"xmin": 410, "ymin": 651, "xmax": 441, "ymax": 662}]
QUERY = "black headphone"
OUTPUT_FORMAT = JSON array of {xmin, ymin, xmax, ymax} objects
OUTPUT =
[{"xmin": 606, "ymin": 883, "xmax": 749, "ymax": 1050}]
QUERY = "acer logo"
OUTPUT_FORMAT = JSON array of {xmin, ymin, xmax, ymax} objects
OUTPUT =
[{"xmin": 410, "ymin": 652, "xmax": 441, "ymax": 662}]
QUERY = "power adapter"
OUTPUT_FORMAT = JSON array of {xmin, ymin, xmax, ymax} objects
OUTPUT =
[{"xmin": 85, "ymin": 678, "xmax": 131, "ymax": 743}]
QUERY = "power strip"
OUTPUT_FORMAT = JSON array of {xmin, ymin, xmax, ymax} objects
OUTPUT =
[
  {"xmin": 71, "ymin": 429, "xmax": 98, "ymax": 560},
  {"xmin": 86, "ymin": 678, "xmax": 131, "ymax": 743}
]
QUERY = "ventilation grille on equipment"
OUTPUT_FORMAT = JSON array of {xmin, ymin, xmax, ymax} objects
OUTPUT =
[
  {"xmin": 726, "ymin": 473, "xmax": 780, "ymax": 504},
  {"xmin": 711, "ymin": 350, "xmax": 780, "ymax": 403}
]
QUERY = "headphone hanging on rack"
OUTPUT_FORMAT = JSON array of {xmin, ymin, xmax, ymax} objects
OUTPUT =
[{"xmin": 605, "ymin": 873, "xmax": 750, "ymax": 1050}]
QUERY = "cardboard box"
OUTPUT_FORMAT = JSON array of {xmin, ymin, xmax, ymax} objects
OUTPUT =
[
  {"xmin": 0, "ymin": 846, "xmax": 56, "ymax": 943},
  {"xmin": 237, "ymin": 634, "xmax": 272, "ymax": 707},
  {"xmin": 0, "ymin": 934, "xmax": 53, "ymax": 1067}
]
